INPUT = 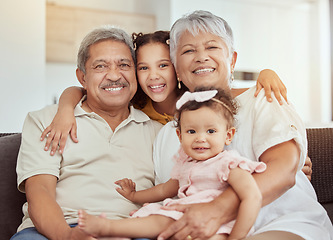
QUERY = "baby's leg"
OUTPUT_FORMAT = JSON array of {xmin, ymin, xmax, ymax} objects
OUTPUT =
[
  {"xmin": 78, "ymin": 209, "xmax": 174, "ymax": 238},
  {"xmin": 208, "ymin": 234, "xmax": 228, "ymax": 240}
]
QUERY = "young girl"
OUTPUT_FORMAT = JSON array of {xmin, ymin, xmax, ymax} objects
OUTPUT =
[
  {"xmin": 40, "ymin": 30, "xmax": 288, "ymax": 156},
  {"xmin": 77, "ymin": 87, "xmax": 266, "ymax": 240},
  {"xmin": 131, "ymin": 31, "xmax": 185, "ymax": 124}
]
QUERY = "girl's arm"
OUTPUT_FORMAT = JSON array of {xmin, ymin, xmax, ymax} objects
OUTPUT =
[
  {"xmin": 255, "ymin": 69, "xmax": 287, "ymax": 105},
  {"xmin": 115, "ymin": 178, "xmax": 179, "ymax": 205},
  {"xmin": 40, "ymin": 86, "xmax": 84, "ymax": 155},
  {"xmin": 226, "ymin": 168, "xmax": 262, "ymax": 240}
]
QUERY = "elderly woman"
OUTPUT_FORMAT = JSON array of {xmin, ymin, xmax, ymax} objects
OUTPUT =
[{"xmin": 153, "ymin": 10, "xmax": 333, "ymax": 240}]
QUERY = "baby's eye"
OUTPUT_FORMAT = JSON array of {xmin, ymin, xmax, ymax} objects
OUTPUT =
[
  {"xmin": 187, "ymin": 129, "xmax": 196, "ymax": 134},
  {"xmin": 159, "ymin": 63, "xmax": 168, "ymax": 68},
  {"xmin": 207, "ymin": 129, "xmax": 216, "ymax": 134}
]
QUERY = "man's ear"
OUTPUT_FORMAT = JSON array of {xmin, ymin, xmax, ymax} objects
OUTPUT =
[
  {"xmin": 225, "ymin": 127, "xmax": 236, "ymax": 145},
  {"xmin": 76, "ymin": 68, "xmax": 87, "ymax": 89},
  {"xmin": 176, "ymin": 128, "xmax": 182, "ymax": 143}
]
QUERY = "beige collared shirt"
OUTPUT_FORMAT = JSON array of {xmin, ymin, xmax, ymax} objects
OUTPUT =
[{"xmin": 16, "ymin": 98, "xmax": 162, "ymax": 231}]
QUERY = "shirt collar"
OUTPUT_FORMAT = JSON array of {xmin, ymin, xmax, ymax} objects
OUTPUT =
[{"xmin": 73, "ymin": 95, "xmax": 151, "ymax": 124}]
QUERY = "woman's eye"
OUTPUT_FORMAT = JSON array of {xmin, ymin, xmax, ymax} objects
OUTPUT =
[
  {"xmin": 182, "ymin": 49, "xmax": 194, "ymax": 54},
  {"xmin": 187, "ymin": 129, "xmax": 196, "ymax": 134},
  {"xmin": 207, "ymin": 129, "xmax": 216, "ymax": 134}
]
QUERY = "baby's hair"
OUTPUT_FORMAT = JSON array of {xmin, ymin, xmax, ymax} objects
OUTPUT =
[{"xmin": 175, "ymin": 87, "xmax": 238, "ymax": 131}]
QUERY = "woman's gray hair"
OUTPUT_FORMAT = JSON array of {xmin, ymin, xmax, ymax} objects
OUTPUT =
[
  {"xmin": 77, "ymin": 25, "xmax": 135, "ymax": 74},
  {"xmin": 169, "ymin": 10, "xmax": 235, "ymax": 66}
]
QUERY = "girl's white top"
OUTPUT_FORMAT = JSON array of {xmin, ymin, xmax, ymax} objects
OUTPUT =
[{"xmin": 153, "ymin": 86, "xmax": 333, "ymax": 240}]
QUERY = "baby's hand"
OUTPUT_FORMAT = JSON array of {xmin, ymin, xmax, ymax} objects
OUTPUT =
[{"xmin": 115, "ymin": 178, "xmax": 137, "ymax": 201}]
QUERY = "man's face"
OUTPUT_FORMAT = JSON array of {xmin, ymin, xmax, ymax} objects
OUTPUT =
[{"xmin": 78, "ymin": 40, "xmax": 137, "ymax": 111}]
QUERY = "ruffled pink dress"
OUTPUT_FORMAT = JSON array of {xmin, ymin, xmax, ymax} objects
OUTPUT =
[{"xmin": 132, "ymin": 149, "xmax": 266, "ymax": 234}]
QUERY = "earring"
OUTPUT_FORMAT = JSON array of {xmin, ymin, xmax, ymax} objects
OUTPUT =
[
  {"xmin": 178, "ymin": 77, "xmax": 182, "ymax": 89},
  {"xmin": 231, "ymin": 68, "xmax": 234, "ymax": 82}
]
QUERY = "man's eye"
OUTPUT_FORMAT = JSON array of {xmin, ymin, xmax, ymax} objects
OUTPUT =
[
  {"xmin": 207, "ymin": 129, "xmax": 216, "ymax": 134},
  {"xmin": 95, "ymin": 64, "xmax": 106, "ymax": 69},
  {"xmin": 187, "ymin": 130, "xmax": 196, "ymax": 134},
  {"xmin": 120, "ymin": 63, "xmax": 131, "ymax": 70}
]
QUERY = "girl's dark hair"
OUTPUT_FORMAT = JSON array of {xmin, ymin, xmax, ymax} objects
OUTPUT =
[
  {"xmin": 130, "ymin": 31, "xmax": 186, "ymax": 108},
  {"xmin": 175, "ymin": 87, "xmax": 238, "ymax": 131}
]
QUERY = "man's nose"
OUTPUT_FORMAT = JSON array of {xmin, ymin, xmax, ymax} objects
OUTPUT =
[{"xmin": 105, "ymin": 66, "xmax": 122, "ymax": 80}]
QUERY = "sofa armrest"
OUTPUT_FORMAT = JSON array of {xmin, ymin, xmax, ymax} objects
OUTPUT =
[
  {"xmin": 306, "ymin": 128, "xmax": 333, "ymax": 222},
  {"xmin": 0, "ymin": 133, "xmax": 26, "ymax": 239}
]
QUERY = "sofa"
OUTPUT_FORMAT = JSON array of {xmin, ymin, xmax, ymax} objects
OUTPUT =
[{"xmin": 0, "ymin": 128, "xmax": 332, "ymax": 239}]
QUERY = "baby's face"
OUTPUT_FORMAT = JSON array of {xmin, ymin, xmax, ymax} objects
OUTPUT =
[{"xmin": 177, "ymin": 106, "xmax": 233, "ymax": 161}]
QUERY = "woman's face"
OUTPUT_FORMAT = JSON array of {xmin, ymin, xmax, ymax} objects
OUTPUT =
[
  {"xmin": 136, "ymin": 43, "xmax": 177, "ymax": 103},
  {"xmin": 175, "ymin": 30, "xmax": 233, "ymax": 91}
]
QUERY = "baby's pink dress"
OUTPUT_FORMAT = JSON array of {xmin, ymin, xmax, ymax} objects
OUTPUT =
[{"xmin": 132, "ymin": 149, "xmax": 266, "ymax": 235}]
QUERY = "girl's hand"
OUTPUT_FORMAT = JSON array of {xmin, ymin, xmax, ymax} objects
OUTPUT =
[
  {"xmin": 302, "ymin": 155, "xmax": 313, "ymax": 181},
  {"xmin": 254, "ymin": 69, "xmax": 288, "ymax": 105},
  {"xmin": 115, "ymin": 178, "xmax": 137, "ymax": 201},
  {"xmin": 40, "ymin": 108, "xmax": 78, "ymax": 156}
]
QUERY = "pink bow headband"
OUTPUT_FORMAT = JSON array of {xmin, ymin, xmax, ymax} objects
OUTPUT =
[{"xmin": 176, "ymin": 90, "xmax": 233, "ymax": 114}]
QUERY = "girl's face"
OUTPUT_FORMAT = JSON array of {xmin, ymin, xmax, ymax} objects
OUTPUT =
[
  {"xmin": 175, "ymin": 30, "xmax": 235, "ymax": 92},
  {"xmin": 136, "ymin": 43, "xmax": 177, "ymax": 103},
  {"xmin": 176, "ymin": 106, "xmax": 235, "ymax": 161}
]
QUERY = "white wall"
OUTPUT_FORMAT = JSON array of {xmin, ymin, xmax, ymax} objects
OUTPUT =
[
  {"xmin": 1, "ymin": 0, "xmax": 331, "ymax": 132},
  {"xmin": 0, "ymin": 0, "xmax": 46, "ymax": 132}
]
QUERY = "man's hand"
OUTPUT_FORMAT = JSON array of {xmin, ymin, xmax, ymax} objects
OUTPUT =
[
  {"xmin": 157, "ymin": 202, "xmax": 225, "ymax": 240},
  {"xmin": 67, "ymin": 225, "xmax": 97, "ymax": 240}
]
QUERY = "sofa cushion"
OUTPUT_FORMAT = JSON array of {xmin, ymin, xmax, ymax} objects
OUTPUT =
[{"xmin": 0, "ymin": 133, "xmax": 26, "ymax": 238}]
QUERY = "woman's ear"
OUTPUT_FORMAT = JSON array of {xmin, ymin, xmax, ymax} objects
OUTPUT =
[
  {"xmin": 76, "ymin": 68, "xmax": 87, "ymax": 89},
  {"xmin": 231, "ymin": 51, "xmax": 237, "ymax": 70},
  {"xmin": 225, "ymin": 127, "xmax": 236, "ymax": 145}
]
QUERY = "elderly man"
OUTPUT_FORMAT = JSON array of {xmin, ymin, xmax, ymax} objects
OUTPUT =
[{"xmin": 11, "ymin": 26, "xmax": 162, "ymax": 240}]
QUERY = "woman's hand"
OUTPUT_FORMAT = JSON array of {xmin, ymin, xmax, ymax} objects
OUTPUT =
[
  {"xmin": 255, "ymin": 69, "xmax": 288, "ymax": 105},
  {"xmin": 302, "ymin": 155, "xmax": 313, "ymax": 181},
  {"xmin": 40, "ymin": 107, "xmax": 78, "ymax": 156},
  {"xmin": 158, "ymin": 201, "xmax": 231, "ymax": 240}
]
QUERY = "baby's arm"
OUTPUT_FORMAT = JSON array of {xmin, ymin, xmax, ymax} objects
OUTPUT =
[
  {"xmin": 115, "ymin": 178, "xmax": 179, "ymax": 205},
  {"xmin": 226, "ymin": 167, "xmax": 262, "ymax": 240},
  {"xmin": 255, "ymin": 69, "xmax": 287, "ymax": 105},
  {"xmin": 40, "ymin": 86, "xmax": 85, "ymax": 155}
]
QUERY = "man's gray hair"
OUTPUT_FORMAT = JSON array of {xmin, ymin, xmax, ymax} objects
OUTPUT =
[
  {"xmin": 169, "ymin": 10, "xmax": 235, "ymax": 66},
  {"xmin": 77, "ymin": 25, "xmax": 135, "ymax": 74}
]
